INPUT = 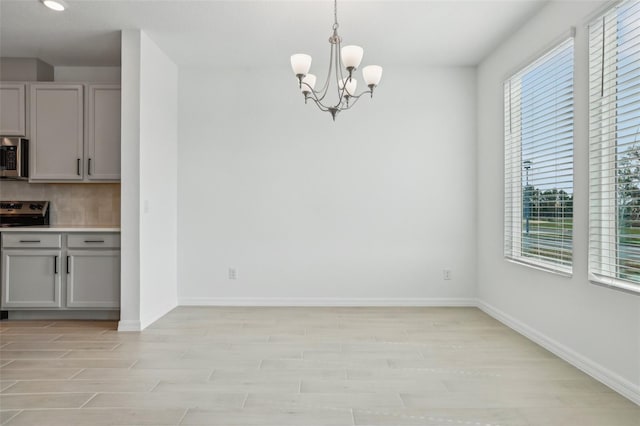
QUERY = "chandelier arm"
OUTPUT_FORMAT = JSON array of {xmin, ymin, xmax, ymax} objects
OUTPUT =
[
  {"xmin": 300, "ymin": 81, "xmax": 318, "ymax": 99},
  {"xmin": 345, "ymin": 89, "xmax": 373, "ymax": 100},
  {"xmin": 311, "ymin": 87, "xmax": 330, "ymax": 103},
  {"xmin": 339, "ymin": 89, "xmax": 374, "ymax": 111},
  {"xmin": 307, "ymin": 95, "xmax": 331, "ymax": 112},
  {"xmin": 337, "ymin": 40, "xmax": 347, "ymax": 84},
  {"xmin": 303, "ymin": 85, "xmax": 332, "ymax": 111},
  {"xmin": 339, "ymin": 95, "xmax": 363, "ymax": 111},
  {"xmin": 304, "ymin": 86, "xmax": 323, "ymax": 103},
  {"xmin": 333, "ymin": 40, "xmax": 349, "ymax": 108},
  {"xmin": 314, "ymin": 42, "xmax": 335, "ymax": 102}
]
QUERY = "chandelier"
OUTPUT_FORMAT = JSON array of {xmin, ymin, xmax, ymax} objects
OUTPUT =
[{"xmin": 290, "ymin": 0, "xmax": 383, "ymax": 120}]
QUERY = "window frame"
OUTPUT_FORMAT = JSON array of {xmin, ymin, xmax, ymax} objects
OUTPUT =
[
  {"xmin": 503, "ymin": 36, "xmax": 575, "ymax": 276},
  {"xmin": 588, "ymin": 0, "xmax": 640, "ymax": 294}
]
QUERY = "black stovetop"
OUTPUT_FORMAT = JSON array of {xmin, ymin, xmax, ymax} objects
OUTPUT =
[{"xmin": 0, "ymin": 200, "xmax": 50, "ymax": 227}]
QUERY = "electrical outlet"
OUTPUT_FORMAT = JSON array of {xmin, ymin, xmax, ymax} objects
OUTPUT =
[
  {"xmin": 228, "ymin": 268, "xmax": 237, "ymax": 280},
  {"xmin": 443, "ymin": 269, "xmax": 452, "ymax": 280}
]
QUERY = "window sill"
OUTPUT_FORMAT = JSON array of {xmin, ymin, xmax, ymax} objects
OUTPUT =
[
  {"xmin": 589, "ymin": 273, "xmax": 640, "ymax": 296},
  {"xmin": 505, "ymin": 257, "xmax": 573, "ymax": 278}
]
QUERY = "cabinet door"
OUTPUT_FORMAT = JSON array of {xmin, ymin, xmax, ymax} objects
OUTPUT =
[
  {"xmin": 1, "ymin": 250, "xmax": 62, "ymax": 308},
  {"xmin": 67, "ymin": 250, "xmax": 120, "ymax": 308},
  {"xmin": 30, "ymin": 84, "xmax": 84, "ymax": 180},
  {"xmin": 0, "ymin": 83, "xmax": 26, "ymax": 136},
  {"xmin": 87, "ymin": 85, "xmax": 120, "ymax": 180}
]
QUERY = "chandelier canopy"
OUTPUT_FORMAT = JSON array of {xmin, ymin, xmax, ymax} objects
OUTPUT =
[{"xmin": 290, "ymin": 0, "xmax": 383, "ymax": 120}]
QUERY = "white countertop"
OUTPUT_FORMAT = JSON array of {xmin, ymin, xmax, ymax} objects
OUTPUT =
[{"xmin": 0, "ymin": 225, "xmax": 120, "ymax": 233}]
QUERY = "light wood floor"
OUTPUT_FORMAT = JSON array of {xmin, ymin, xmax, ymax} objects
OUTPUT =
[{"xmin": 0, "ymin": 307, "xmax": 638, "ymax": 425}]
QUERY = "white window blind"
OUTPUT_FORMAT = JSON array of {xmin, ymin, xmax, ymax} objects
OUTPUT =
[
  {"xmin": 589, "ymin": 0, "xmax": 640, "ymax": 291},
  {"xmin": 504, "ymin": 38, "xmax": 574, "ymax": 274}
]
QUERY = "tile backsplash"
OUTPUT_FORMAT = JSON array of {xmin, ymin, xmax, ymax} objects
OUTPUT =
[{"xmin": 0, "ymin": 181, "xmax": 120, "ymax": 226}]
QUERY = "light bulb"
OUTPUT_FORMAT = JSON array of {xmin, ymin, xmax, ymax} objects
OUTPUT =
[
  {"xmin": 340, "ymin": 78, "xmax": 358, "ymax": 96},
  {"xmin": 300, "ymin": 74, "xmax": 316, "ymax": 93},
  {"xmin": 41, "ymin": 0, "xmax": 67, "ymax": 11},
  {"xmin": 290, "ymin": 54, "xmax": 312, "ymax": 76},
  {"xmin": 362, "ymin": 65, "xmax": 383, "ymax": 87},
  {"xmin": 341, "ymin": 46, "xmax": 364, "ymax": 70}
]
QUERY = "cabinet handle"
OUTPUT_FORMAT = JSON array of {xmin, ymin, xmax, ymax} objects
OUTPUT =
[
  {"xmin": 54, "ymin": 256, "xmax": 58, "ymax": 274},
  {"xmin": 84, "ymin": 240, "xmax": 105, "ymax": 243},
  {"xmin": 77, "ymin": 158, "xmax": 81, "ymax": 176},
  {"xmin": 19, "ymin": 240, "xmax": 41, "ymax": 243},
  {"xmin": 66, "ymin": 256, "xmax": 70, "ymax": 274},
  {"xmin": 88, "ymin": 158, "xmax": 92, "ymax": 176}
]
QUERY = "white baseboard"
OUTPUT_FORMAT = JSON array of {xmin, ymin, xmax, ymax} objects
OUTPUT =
[
  {"xmin": 140, "ymin": 303, "xmax": 178, "ymax": 330},
  {"xmin": 117, "ymin": 320, "xmax": 142, "ymax": 332},
  {"xmin": 477, "ymin": 300, "xmax": 640, "ymax": 406},
  {"xmin": 178, "ymin": 297, "xmax": 477, "ymax": 307}
]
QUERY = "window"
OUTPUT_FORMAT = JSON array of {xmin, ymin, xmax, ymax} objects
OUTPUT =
[
  {"xmin": 589, "ymin": 0, "xmax": 640, "ymax": 292},
  {"xmin": 504, "ymin": 38, "xmax": 574, "ymax": 274}
]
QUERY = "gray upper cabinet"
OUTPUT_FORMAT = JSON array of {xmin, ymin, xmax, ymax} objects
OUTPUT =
[
  {"xmin": 0, "ymin": 83, "xmax": 26, "ymax": 136},
  {"xmin": 87, "ymin": 85, "xmax": 121, "ymax": 180},
  {"xmin": 30, "ymin": 84, "xmax": 84, "ymax": 181},
  {"xmin": 26, "ymin": 82, "xmax": 121, "ymax": 182}
]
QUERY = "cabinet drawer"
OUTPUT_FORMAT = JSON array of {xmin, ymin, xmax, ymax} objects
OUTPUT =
[
  {"xmin": 2, "ymin": 233, "xmax": 62, "ymax": 249},
  {"xmin": 67, "ymin": 233, "xmax": 120, "ymax": 249}
]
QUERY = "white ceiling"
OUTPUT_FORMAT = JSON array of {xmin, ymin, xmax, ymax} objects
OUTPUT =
[{"xmin": 0, "ymin": 0, "xmax": 547, "ymax": 68}]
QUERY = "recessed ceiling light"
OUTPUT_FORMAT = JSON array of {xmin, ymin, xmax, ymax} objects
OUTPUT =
[{"xmin": 41, "ymin": 0, "xmax": 68, "ymax": 12}]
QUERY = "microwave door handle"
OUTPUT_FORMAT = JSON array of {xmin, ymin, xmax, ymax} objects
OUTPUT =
[
  {"xmin": 20, "ymin": 139, "xmax": 28, "ymax": 178},
  {"xmin": 0, "ymin": 148, "xmax": 7, "ymax": 172}
]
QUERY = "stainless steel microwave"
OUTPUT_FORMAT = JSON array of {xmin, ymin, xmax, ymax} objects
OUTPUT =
[{"xmin": 0, "ymin": 137, "xmax": 29, "ymax": 180}]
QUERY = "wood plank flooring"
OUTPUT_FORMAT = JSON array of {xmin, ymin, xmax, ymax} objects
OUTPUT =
[{"xmin": 0, "ymin": 307, "xmax": 638, "ymax": 425}]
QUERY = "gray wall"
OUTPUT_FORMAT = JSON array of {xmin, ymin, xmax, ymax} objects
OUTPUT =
[
  {"xmin": 177, "ymin": 65, "xmax": 477, "ymax": 305},
  {"xmin": 0, "ymin": 58, "xmax": 53, "ymax": 81},
  {"xmin": 476, "ymin": 0, "xmax": 640, "ymax": 402},
  {"xmin": 119, "ymin": 30, "xmax": 178, "ymax": 331}
]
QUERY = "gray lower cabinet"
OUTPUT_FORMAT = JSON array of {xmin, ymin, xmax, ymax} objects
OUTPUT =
[
  {"xmin": 67, "ymin": 250, "xmax": 120, "ymax": 308},
  {"xmin": 0, "ymin": 232, "xmax": 120, "ymax": 310},
  {"xmin": 1, "ymin": 249, "xmax": 62, "ymax": 308}
]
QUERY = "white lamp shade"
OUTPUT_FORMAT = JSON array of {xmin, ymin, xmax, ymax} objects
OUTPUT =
[
  {"xmin": 362, "ymin": 65, "xmax": 383, "ymax": 86},
  {"xmin": 42, "ymin": 0, "xmax": 67, "ymax": 10},
  {"xmin": 340, "ymin": 78, "xmax": 358, "ymax": 96},
  {"xmin": 341, "ymin": 45, "xmax": 364, "ymax": 69},
  {"xmin": 290, "ymin": 54, "xmax": 312, "ymax": 76},
  {"xmin": 300, "ymin": 74, "xmax": 317, "ymax": 93}
]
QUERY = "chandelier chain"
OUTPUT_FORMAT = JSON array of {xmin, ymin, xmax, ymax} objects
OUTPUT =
[{"xmin": 333, "ymin": 0, "xmax": 339, "ymax": 30}]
